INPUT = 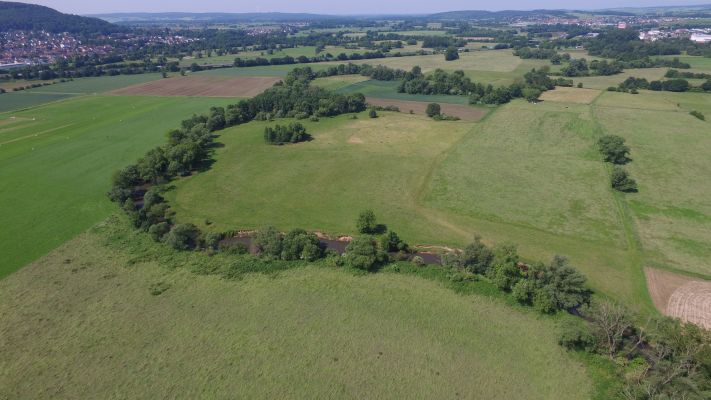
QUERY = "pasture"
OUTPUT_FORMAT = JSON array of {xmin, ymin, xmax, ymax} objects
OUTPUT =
[
  {"xmin": 336, "ymin": 79, "xmax": 471, "ymax": 104},
  {"xmin": 179, "ymin": 45, "xmax": 367, "ymax": 67},
  {"xmin": 110, "ymin": 76, "xmax": 281, "ymax": 97},
  {"xmin": 365, "ymin": 97, "xmax": 489, "ymax": 121},
  {"xmin": 311, "ymin": 74, "xmax": 370, "ymax": 91},
  {"xmin": 0, "ymin": 216, "xmax": 592, "ymax": 400},
  {"xmin": 0, "ymin": 95, "xmax": 235, "ymax": 277},
  {"xmin": 595, "ymin": 91, "xmax": 711, "ymax": 278},
  {"xmin": 0, "ymin": 73, "xmax": 164, "ymax": 113},
  {"xmin": 539, "ymin": 86, "xmax": 602, "ymax": 104},
  {"xmin": 569, "ymin": 68, "xmax": 667, "ymax": 90},
  {"xmin": 164, "ymin": 107, "xmax": 652, "ymax": 309}
]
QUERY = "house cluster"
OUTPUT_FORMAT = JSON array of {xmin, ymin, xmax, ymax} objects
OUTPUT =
[
  {"xmin": 639, "ymin": 28, "xmax": 711, "ymax": 43},
  {"xmin": 0, "ymin": 31, "xmax": 114, "ymax": 66},
  {"xmin": 0, "ymin": 30, "xmax": 198, "ymax": 66}
]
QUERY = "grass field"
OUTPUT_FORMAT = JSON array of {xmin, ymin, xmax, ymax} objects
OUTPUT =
[
  {"xmin": 336, "ymin": 79, "xmax": 472, "ymax": 104},
  {"xmin": 179, "ymin": 46, "xmax": 368, "ymax": 67},
  {"xmin": 164, "ymin": 106, "xmax": 653, "ymax": 310},
  {"xmin": 311, "ymin": 74, "xmax": 371, "ymax": 91},
  {"xmin": 0, "ymin": 95, "xmax": 235, "ymax": 278},
  {"xmin": 0, "ymin": 216, "xmax": 593, "ymax": 399},
  {"xmin": 571, "ymin": 68, "xmax": 667, "ymax": 90},
  {"xmin": 0, "ymin": 74, "xmax": 164, "ymax": 113},
  {"xmin": 595, "ymin": 91, "xmax": 711, "ymax": 277}
]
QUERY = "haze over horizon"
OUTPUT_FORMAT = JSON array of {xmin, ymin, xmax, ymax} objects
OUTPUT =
[{"xmin": 16, "ymin": 0, "xmax": 711, "ymax": 15}]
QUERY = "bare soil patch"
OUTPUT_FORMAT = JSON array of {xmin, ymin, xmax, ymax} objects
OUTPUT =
[
  {"xmin": 366, "ymin": 97, "xmax": 488, "ymax": 122},
  {"xmin": 539, "ymin": 87, "xmax": 602, "ymax": 104},
  {"xmin": 645, "ymin": 267, "xmax": 711, "ymax": 329},
  {"xmin": 110, "ymin": 76, "xmax": 281, "ymax": 97}
]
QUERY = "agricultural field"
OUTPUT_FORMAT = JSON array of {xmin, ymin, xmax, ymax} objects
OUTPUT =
[
  {"xmin": 325, "ymin": 50, "xmax": 556, "ymax": 87},
  {"xmin": 595, "ymin": 91, "xmax": 711, "ymax": 278},
  {"xmin": 0, "ymin": 217, "xmax": 593, "ymax": 399},
  {"xmin": 336, "ymin": 79, "xmax": 472, "ymax": 104},
  {"xmin": 311, "ymin": 74, "xmax": 370, "ymax": 91},
  {"xmin": 110, "ymin": 75, "xmax": 281, "ymax": 97},
  {"xmin": 179, "ymin": 45, "xmax": 368, "ymax": 67},
  {"xmin": 570, "ymin": 68, "xmax": 668, "ymax": 90},
  {"xmin": 646, "ymin": 268, "xmax": 711, "ymax": 329},
  {"xmin": 0, "ymin": 95, "xmax": 235, "ymax": 277},
  {"xmin": 366, "ymin": 97, "xmax": 489, "ymax": 121},
  {"xmin": 0, "ymin": 73, "xmax": 164, "ymax": 113}
]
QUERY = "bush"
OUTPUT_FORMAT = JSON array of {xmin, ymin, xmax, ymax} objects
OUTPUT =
[
  {"xmin": 254, "ymin": 226, "xmax": 282, "ymax": 258},
  {"xmin": 379, "ymin": 231, "xmax": 408, "ymax": 252},
  {"xmin": 444, "ymin": 46, "xmax": 459, "ymax": 61},
  {"xmin": 203, "ymin": 231, "xmax": 223, "ymax": 250},
  {"xmin": 459, "ymin": 235, "xmax": 493, "ymax": 274},
  {"xmin": 356, "ymin": 209, "xmax": 378, "ymax": 234},
  {"xmin": 426, "ymin": 103, "xmax": 441, "ymax": 118},
  {"xmin": 611, "ymin": 166, "xmax": 638, "ymax": 193},
  {"xmin": 690, "ymin": 110, "xmax": 705, "ymax": 121},
  {"xmin": 368, "ymin": 108, "xmax": 377, "ymax": 118},
  {"xmin": 165, "ymin": 223, "xmax": 200, "ymax": 250},
  {"xmin": 344, "ymin": 235, "xmax": 386, "ymax": 271},
  {"xmin": 558, "ymin": 319, "xmax": 594, "ymax": 351},
  {"xmin": 264, "ymin": 122, "xmax": 308, "ymax": 145},
  {"xmin": 411, "ymin": 255, "xmax": 425, "ymax": 266},
  {"xmin": 280, "ymin": 228, "xmax": 323, "ymax": 261},
  {"xmin": 148, "ymin": 222, "xmax": 170, "ymax": 241},
  {"xmin": 597, "ymin": 135, "xmax": 630, "ymax": 164},
  {"xmin": 218, "ymin": 240, "xmax": 249, "ymax": 255}
]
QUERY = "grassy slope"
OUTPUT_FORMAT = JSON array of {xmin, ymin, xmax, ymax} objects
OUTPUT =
[
  {"xmin": 595, "ymin": 91, "xmax": 711, "ymax": 277},
  {"xmin": 0, "ymin": 216, "xmax": 593, "ymax": 399},
  {"xmin": 0, "ymin": 95, "xmax": 234, "ymax": 277},
  {"xmin": 165, "ymin": 107, "xmax": 653, "ymax": 310},
  {"xmin": 167, "ymin": 112, "xmax": 474, "ymax": 243}
]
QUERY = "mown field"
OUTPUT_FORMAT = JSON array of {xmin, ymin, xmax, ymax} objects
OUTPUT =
[
  {"xmin": 0, "ymin": 95, "xmax": 234, "ymax": 277},
  {"xmin": 0, "ymin": 216, "xmax": 593, "ymax": 399},
  {"xmin": 0, "ymin": 73, "xmax": 164, "ymax": 113}
]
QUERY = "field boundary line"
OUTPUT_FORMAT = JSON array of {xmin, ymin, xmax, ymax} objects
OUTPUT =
[{"xmin": 0, "ymin": 123, "xmax": 75, "ymax": 146}]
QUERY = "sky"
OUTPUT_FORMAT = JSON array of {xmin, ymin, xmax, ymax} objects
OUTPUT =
[{"xmin": 24, "ymin": 0, "xmax": 709, "ymax": 15}]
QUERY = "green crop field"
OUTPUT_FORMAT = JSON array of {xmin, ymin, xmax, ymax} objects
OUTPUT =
[
  {"xmin": 0, "ymin": 95, "xmax": 234, "ymax": 278},
  {"xmin": 336, "ymin": 80, "xmax": 472, "ymax": 104},
  {"xmin": 0, "ymin": 216, "xmax": 593, "ymax": 400},
  {"xmin": 322, "ymin": 50, "xmax": 554, "ymax": 87},
  {"xmin": 0, "ymin": 74, "xmax": 164, "ymax": 113},
  {"xmin": 311, "ymin": 74, "xmax": 371, "ymax": 91},
  {"xmin": 180, "ymin": 46, "xmax": 367, "ymax": 67}
]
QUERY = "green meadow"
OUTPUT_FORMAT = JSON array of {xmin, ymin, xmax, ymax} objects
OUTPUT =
[
  {"xmin": 0, "ymin": 216, "xmax": 593, "ymax": 400},
  {"xmin": 0, "ymin": 95, "xmax": 234, "ymax": 277}
]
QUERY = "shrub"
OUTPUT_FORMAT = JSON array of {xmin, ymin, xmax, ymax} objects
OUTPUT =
[
  {"xmin": 254, "ymin": 226, "xmax": 282, "ymax": 258},
  {"xmin": 577, "ymin": 83, "xmax": 583, "ymax": 88},
  {"xmin": 611, "ymin": 166, "xmax": 638, "ymax": 193},
  {"xmin": 444, "ymin": 46, "xmax": 459, "ymax": 61},
  {"xmin": 558, "ymin": 319, "xmax": 594, "ymax": 351},
  {"xmin": 344, "ymin": 235, "xmax": 386, "ymax": 271},
  {"xmin": 459, "ymin": 235, "xmax": 493, "ymax": 274},
  {"xmin": 280, "ymin": 228, "xmax": 323, "ymax": 261},
  {"xmin": 218, "ymin": 240, "xmax": 249, "ymax": 255},
  {"xmin": 368, "ymin": 108, "xmax": 377, "ymax": 118},
  {"xmin": 165, "ymin": 223, "xmax": 200, "ymax": 250},
  {"xmin": 690, "ymin": 110, "xmax": 705, "ymax": 121},
  {"xmin": 379, "ymin": 231, "xmax": 408, "ymax": 252},
  {"xmin": 356, "ymin": 209, "xmax": 378, "ymax": 234},
  {"xmin": 487, "ymin": 242, "xmax": 521, "ymax": 291},
  {"xmin": 264, "ymin": 122, "xmax": 308, "ymax": 145},
  {"xmin": 203, "ymin": 231, "xmax": 223, "ymax": 250},
  {"xmin": 411, "ymin": 255, "xmax": 425, "ymax": 267},
  {"xmin": 598, "ymin": 135, "xmax": 631, "ymax": 164},
  {"xmin": 148, "ymin": 222, "xmax": 170, "ymax": 241},
  {"xmin": 426, "ymin": 103, "xmax": 441, "ymax": 118}
]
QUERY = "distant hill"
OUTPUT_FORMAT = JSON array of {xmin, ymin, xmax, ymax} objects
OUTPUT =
[
  {"xmin": 427, "ymin": 9, "xmax": 572, "ymax": 20},
  {"xmin": 0, "ymin": 1, "xmax": 120, "ymax": 34},
  {"xmin": 89, "ymin": 12, "xmax": 344, "ymax": 24}
]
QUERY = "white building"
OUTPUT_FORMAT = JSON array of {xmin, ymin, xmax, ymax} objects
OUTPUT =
[{"xmin": 690, "ymin": 33, "xmax": 711, "ymax": 43}]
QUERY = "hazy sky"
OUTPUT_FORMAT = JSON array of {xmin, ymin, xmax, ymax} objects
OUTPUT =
[{"xmin": 26, "ymin": 0, "xmax": 706, "ymax": 15}]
